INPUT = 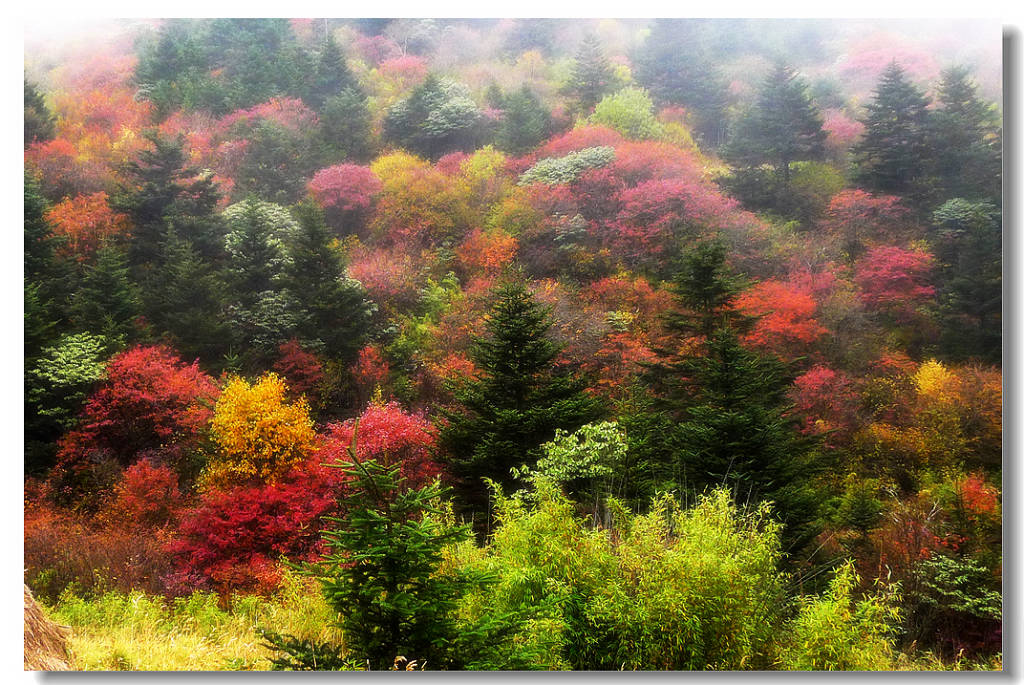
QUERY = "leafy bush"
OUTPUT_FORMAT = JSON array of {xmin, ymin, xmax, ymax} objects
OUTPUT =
[
  {"xmin": 775, "ymin": 562, "xmax": 900, "ymax": 670},
  {"xmin": 518, "ymin": 146, "xmax": 615, "ymax": 186}
]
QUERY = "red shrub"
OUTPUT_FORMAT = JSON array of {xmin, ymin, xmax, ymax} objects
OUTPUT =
[
  {"xmin": 168, "ymin": 460, "xmax": 347, "ymax": 596},
  {"xmin": 323, "ymin": 401, "xmax": 441, "ymax": 488},
  {"xmin": 273, "ymin": 339, "xmax": 325, "ymax": 404},
  {"xmin": 308, "ymin": 164, "xmax": 382, "ymax": 212},
  {"xmin": 854, "ymin": 245, "xmax": 935, "ymax": 318}
]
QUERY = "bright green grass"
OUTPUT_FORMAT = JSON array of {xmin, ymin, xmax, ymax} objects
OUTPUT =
[{"xmin": 43, "ymin": 571, "xmax": 341, "ymax": 671}]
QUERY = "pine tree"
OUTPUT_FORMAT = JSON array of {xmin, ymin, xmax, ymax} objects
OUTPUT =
[
  {"xmin": 931, "ymin": 199, "xmax": 1002, "ymax": 364},
  {"xmin": 495, "ymin": 85, "xmax": 551, "ymax": 156},
  {"xmin": 929, "ymin": 65, "xmax": 1002, "ymax": 203},
  {"xmin": 320, "ymin": 88, "xmax": 374, "ymax": 162},
  {"xmin": 672, "ymin": 328, "xmax": 820, "ymax": 553},
  {"xmin": 633, "ymin": 19, "xmax": 729, "ymax": 146},
  {"xmin": 264, "ymin": 432, "xmax": 482, "ymax": 670},
  {"xmin": 438, "ymin": 282, "xmax": 604, "ymax": 521},
  {"xmin": 725, "ymin": 62, "xmax": 826, "ymax": 186},
  {"xmin": 144, "ymin": 229, "xmax": 231, "ymax": 364},
  {"xmin": 69, "ymin": 244, "xmax": 142, "ymax": 345},
  {"xmin": 287, "ymin": 200, "xmax": 375, "ymax": 363},
  {"xmin": 305, "ymin": 35, "xmax": 359, "ymax": 111},
  {"xmin": 110, "ymin": 131, "xmax": 224, "ymax": 273},
  {"xmin": 639, "ymin": 241, "xmax": 819, "ymax": 553},
  {"xmin": 853, "ymin": 62, "xmax": 932, "ymax": 199},
  {"xmin": 566, "ymin": 34, "xmax": 616, "ymax": 113},
  {"xmin": 24, "ymin": 79, "xmax": 55, "ymax": 146}
]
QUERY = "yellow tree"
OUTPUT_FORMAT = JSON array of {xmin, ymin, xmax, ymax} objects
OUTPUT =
[{"xmin": 203, "ymin": 373, "xmax": 316, "ymax": 489}]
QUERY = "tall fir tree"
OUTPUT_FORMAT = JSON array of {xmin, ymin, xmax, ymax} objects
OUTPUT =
[
  {"xmin": 853, "ymin": 61, "xmax": 932, "ymax": 200},
  {"xmin": 928, "ymin": 65, "xmax": 1002, "ymax": 203},
  {"xmin": 930, "ymin": 199, "xmax": 1002, "ymax": 364},
  {"xmin": 636, "ymin": 240, "xmax": 819, "ymax": 553},
  {"xmin": 566, "ymin": 34, "xmax": 616, "ymax": 114},
  {"xmin": 144, "ymin": 229, "xmax": 231, "ymax": 365},
  {"xmin": 633, "ymin": 19, "xmax": 729, "ymax": 146},
  {"xmin": 724, "ymin": 62, "xmax": 826, "ymax": 186},
  {"xmin": 320, "ymin": 88, "xmax": 374, "ymax": 163},
  {"xmin": 438, "ymin": 281, "xmax": 604, "ymax": 522},
  {"xmin": 305, "ymin": 35, "xmax": 359, "ymax": 111},
  {"xmin": 287, "ymin": 200, "xmax": 375, "ymax": 363},
  {"xmin": 110, "ymin": 131, "xmax": 224, "ymax": 275}
]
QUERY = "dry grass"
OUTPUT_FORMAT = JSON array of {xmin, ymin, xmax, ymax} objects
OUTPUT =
[{"xmin": 24, "ymin": 584, "xmax": 72, "ymax": 671}]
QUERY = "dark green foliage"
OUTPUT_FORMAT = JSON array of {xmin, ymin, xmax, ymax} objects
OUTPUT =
[
  {"xmin": 725, "ymin": 62, "xmax": 826, "ymax": 186},
  {"xmin": 672, "ymin": 328, "xmax": 821, "ymax": 552},
  {"xmin": 313, "ymin": 452, "xmax": 474, "ymax": 669},
  {"xmin": 853, "ymin": 62, "xmax": 932, "ymax": 200},
  {"xmin": 928, "ymin": 66, "xmax": 1001, "ymax": 203},
  {"xmin": 259, "ymin": 630, "xmax": 352, "ymax": 671},
  {"xmin": 930, "ymin": 199, "xmax": 1002, "ymax": 363},
  {"xmin": 143, "ymin": 229, "xmax": 231, "ymax": 365},
  {"xmin": 136, "ymin": 19, "xmax": 308, "ymax": 116},
  {"xmin": 565, "ymin": 34, "xmax": 616, "ymax": 113},
  {"xmin": 24, "ymin": 79, "xmax": 56, "ymax": 146},
  {"xmin": 303, "ymin": 36, "xmax": 359, "ymax": 111},
  {"xmin": 110, "ymin": 131, "xmax": 224, "ymax": 273},
  {"xmin": 319, "ymin": 88, "xmax": 374, "ymax": 163},
  {"xmin": 495, "ymin": 85, "xmax": 552, "ymax": 156},
  {"xmin": 232, "ymin": 120, "xmax": 319, "ymax": 204},
  {"xmin": 383, "ymin": 74, "xmax": 484, "ymax": 159},
  {"xmin": 439, "ymin": 282, "xmax": 604, "ymax": 521},
  {"xmin": 286, "ymin": 201, "xmax": 375, "ymax": 362},
  {"xmin": 907, "ymin": 554, "xmax": 1002, "ymax": 655},
  {"xmin": 69, "ymin": 244, "xmax": 142, "ymax": 345},
  {"xmin": 641, "ymin": 241, "xmax": 819, "ymax": 553},
  {"xmin": 633, "ymin": 19, "xmax": 730, "ymax": 146}
]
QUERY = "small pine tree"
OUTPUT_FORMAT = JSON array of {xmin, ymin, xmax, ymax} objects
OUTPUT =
[
  {"xmin": 69, "ymin": 244, "xmax": 142, "ymax": 345},
  {"xmin": 438, "ymin": 281, "xmax": 604, "ymax": 521},
  {"xmin": 853, "ymin": 62, "xmax": 932, "ymax": 199},
  {"xmin": 265, "ymin": 427, "xmax": 483, "ymax": 670}
]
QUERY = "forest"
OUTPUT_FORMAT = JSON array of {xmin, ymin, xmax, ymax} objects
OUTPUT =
[{"xmin": 22, "ymin": 18, "xmax": 1001, "ymax": 671}]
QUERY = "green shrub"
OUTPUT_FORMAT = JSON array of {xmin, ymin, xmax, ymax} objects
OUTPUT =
[
  {"xmin": 775, "ymin": 562, "xmax": 900, "ymax": 670},
  {"xmin": 518, "ymin": 146, "xmax": 615, "ymax": 185}
]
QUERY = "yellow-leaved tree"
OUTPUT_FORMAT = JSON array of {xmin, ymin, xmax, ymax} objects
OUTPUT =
[{"xmin": 202, "ymin": 373, "xmax": 316, "ymax": 489}]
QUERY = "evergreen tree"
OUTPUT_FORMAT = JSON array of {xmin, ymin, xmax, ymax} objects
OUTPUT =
[
  {"xmin": 144, "ymin": 229, "xmax": 231, "ymax": 364},
  {"xmin": 495, "ymin": 85, "xmax": 551, "ymax": 156},
  {"xmin": 287, "ymin": 201, "xmax": 375, "ymax": 362},
  {"xmin": 725, "ymin": 62, "xmax": 826, "ymax": 186},
  {"xmin": 110, "ymin": 131, "xmax": 224, "ymax": 273},
  {"xmin": 305, "ymin": 35, "xmax": 359, "ymax": 111},
  {"xmin": 383, "ymin": 74, "xmax": 483, "ymax": 159},
  {"xmin": 265, "ymin": 435, "xmax": 498, "ymax": 670},
  {"xmin": 24, "ymin": 79, "xmax": 55, "ymax": 146},
  {"xmin": 438, "ymin": 282, "xmax": 604, "ymax": 522},
  {"xmin": 566, "ymin": 33, "xmax": 616, "ymax": 113},
  {"xmin": 672, "ymin": 328, "xmax": 821, "ymax": 553},
  {"xmin": 639, "ymin": 241, "xmax": 819, "ymax": 552},
  {"xmin": 930, "ymin": 199, "xmax": 1002, "ymax": 364},
  {"xmin": 320, "ymin": 88, "xmax": 374, "ymax": 162},
  {"xmin": 633, "ymin": 19, "xmax": 729, "ymax": 146},
  {"xmin": 929, "ymin": 65, "xmax": 1002, "ymax": 203},
  {"xmin": 69, "ymin": 244, "xmax": 142, "ymax": 345},
  {"xmin": 853, "ymin": 62, "xmax": 932, "ymax": 199}
]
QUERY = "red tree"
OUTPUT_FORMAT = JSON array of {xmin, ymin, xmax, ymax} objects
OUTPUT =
[{"xmin": 854, "ymin": 245, "xmax": 935, "ymax": 319}]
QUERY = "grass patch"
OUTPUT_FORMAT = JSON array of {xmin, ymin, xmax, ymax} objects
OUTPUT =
[{"xmin": 44, "ymin": 570, "xmax": 340, "ymax": 671}]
